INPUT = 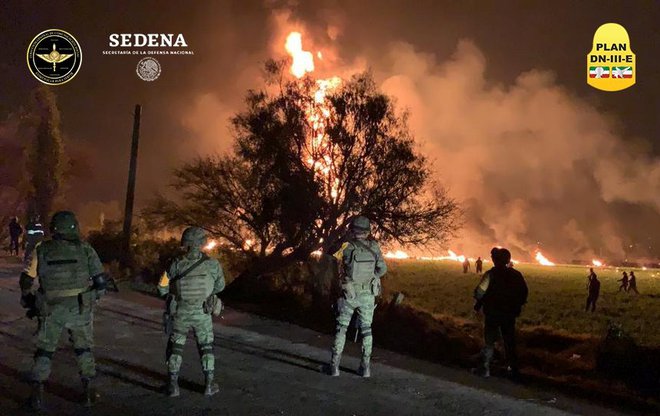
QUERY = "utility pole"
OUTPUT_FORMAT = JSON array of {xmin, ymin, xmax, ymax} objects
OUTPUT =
[{"xmin": 121, "ymin": 104, "xmax": 141, "ymax": 270}]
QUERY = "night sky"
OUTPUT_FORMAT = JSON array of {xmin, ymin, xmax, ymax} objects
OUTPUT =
[{"xmin": 1, "ymin": 0, "xmax": 658, "ymax": 260}]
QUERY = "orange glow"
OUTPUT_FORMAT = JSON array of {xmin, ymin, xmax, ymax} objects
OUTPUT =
[
  {"xmin": 203, "ymin": 239, "xmax": 217, "ymax": 251},
  {"xmin": 384, "ymin": 250, "xmax": 410, "ymax": 259},
  {"xmin": 284, "ymin": 32, "xmax": 342, "ymax": 203},
  {"xmin": 285, "ymin": 32, "xmax": 314, "ymax": 78},
  {"xmin": 419, "ymin": 249, "xmax": 468, "ymax": 262},
  {"xmin": 535, "ymin": 251, "xmax": 555, "ymax": 266}
]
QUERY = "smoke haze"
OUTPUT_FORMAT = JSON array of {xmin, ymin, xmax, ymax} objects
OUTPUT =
[{"xmin": 1, "ymin": 1, "xmax": 658, "ymax": 261}]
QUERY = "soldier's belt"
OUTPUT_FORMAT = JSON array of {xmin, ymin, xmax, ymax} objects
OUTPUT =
[
  {"xmin": 46, "ymin": 288, "xmax": 86, "ymax": 298},
  {"xmin": 351, "ymin": 282, "xmax": 372, "ymax": 291}
]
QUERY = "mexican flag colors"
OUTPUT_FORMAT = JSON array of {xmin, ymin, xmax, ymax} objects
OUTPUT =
[
  {"xmin": 589, "ymin": 66, "xmax": 609, "ymax": 78},
  {"xmin": 612, "ymin": 67, "xmax": 633, "ymax": 78}
]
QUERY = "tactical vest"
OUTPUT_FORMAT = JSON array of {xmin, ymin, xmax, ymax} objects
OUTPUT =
[
  {"xmin": 346, "ymin": 240, "xmax": 377, "ymax": 284},
  {"xmin": 37, "ymin": 240, "xmax": 91, "ymax": 299},
  {"xmin": 171, "ymin": 256, "xmax": 214, "ymax": 306}
]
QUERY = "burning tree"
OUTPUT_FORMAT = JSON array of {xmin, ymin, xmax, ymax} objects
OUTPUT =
[{"xmin": 147, "ymin": 35, "xmax": 459, "ymax": 276}]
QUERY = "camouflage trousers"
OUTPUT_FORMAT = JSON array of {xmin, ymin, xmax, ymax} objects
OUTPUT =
[
  {"xmin": 167, "ymin": 309, "xmax": 215, "ymax": 373},
  {"xmin": 31, "ymin": 302, "xmax": 95, "ymax": 382},
  {"xmin": 332, "ymin": 290, "xmax": 376, "ymax": 359}
]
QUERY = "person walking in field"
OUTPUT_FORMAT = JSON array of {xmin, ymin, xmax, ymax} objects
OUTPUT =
[
  {"xmin": 473, "ymin": 247, "xmax": 528, "ymax": 379},
  {"xmin": 585, "ymin": 268, "xmax": 600, "ymax": 312},
  {"xmin": 627, "ymin": 271, "xmax": 639, "ymax": 294},
  {"xmin": 462, "ymin": 258, "xmax": 471, "ymax": 274},
  {"xmin": 475, "ymin": 257, "xmax": 483, "ymax": 274},
  {"xmin": 618, "ymin": 271, "xmax": 629, "ymax": 292}
]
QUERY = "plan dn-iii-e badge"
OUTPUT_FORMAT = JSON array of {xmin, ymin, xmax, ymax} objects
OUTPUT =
[
  {"xmin": 587, "ymin": 23, "xmax": 635, "ymax": 92},
  {"xmin": 27, "ymin": 29, "xmax": 82, "ymax": 85}
]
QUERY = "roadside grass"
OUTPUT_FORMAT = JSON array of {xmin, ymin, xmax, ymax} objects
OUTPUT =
[{"xmin": 384, "ymin": 260, "xmax": 660, "ymax": 346}]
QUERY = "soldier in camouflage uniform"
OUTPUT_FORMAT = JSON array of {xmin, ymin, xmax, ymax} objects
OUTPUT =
[
  {"xmin": 158, "ymin": 227, "xmax": 225, "ymax": 397},
  {"xmin": 329, "ymin": 216, "xmax": 387, "ymax": 378},
  {"xmin": 19, "ymin": 211, "xmax": 108, "ymax": 409}
]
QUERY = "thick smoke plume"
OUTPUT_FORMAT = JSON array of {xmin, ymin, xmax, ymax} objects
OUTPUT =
[
  {"xmin": 375, "ymin": 41, "xmax": 660, "ymax": 261},
  {"xmin": 179, "ymin": 10, "xmax": 659, "ymax": 262}
]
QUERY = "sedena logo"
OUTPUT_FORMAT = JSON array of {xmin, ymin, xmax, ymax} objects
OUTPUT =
[{"xmin": 27, "ymin": 29, "xmax": 82, "ymax": 85}]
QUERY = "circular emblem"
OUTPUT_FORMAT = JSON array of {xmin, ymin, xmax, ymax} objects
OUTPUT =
[
  {"xmin": 27, "ymin": 29, "xmax": 82, "ymax": 85},
  {"xmin": 136, "ymin": 57, "xmax": 161, "ymax": 81}
]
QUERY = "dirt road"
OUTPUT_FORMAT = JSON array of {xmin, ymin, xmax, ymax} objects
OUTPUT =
[{"xmin": 0, "ymin": 262, "xmax": 628, "ymax": 415}]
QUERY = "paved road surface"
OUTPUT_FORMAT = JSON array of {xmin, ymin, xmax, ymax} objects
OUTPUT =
[{"xmin": 0, "ymin": 262, "xmax": 628, "ymax": 415}]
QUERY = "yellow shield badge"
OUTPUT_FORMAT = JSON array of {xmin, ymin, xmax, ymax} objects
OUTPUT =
[{"xmin": 587, "ymin": 23, "xmax": 635, "ymax": 91}]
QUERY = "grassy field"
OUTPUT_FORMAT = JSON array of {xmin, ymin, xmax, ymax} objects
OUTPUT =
[{"xmin": 384, "ymin": 260, "xmax": 660, "ymax": 346}]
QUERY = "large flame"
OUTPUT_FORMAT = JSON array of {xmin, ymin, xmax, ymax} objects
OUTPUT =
[
  {"xmin": 284, "ymin": 32, "xmax": 342, "ymax": 203},
  {"xmin": 592, "ymin": 259, "xmax": 604, "ymax": 267},
  {"xmin": 285, "ymin": 32, "xmax": 314, "ymax": 78},
  {"xmin": 535, "ymin": 251, "xmax": 556, "ymax": 266}
]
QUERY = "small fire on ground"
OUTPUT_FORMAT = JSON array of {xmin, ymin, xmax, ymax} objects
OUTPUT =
[
  {"xmin": 535, "ymin": 251, "xmax": 555, "ymax": 266},
  {"xmin": 384, "ymin": 250, "xmax": 410, "ymax": 259}
]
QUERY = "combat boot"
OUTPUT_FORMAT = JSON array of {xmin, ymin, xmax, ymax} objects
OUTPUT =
[
  {"xmin": 471, "ymin": 365, "xmax": 490, "ymax": 378},
  {"xmin": 358, "ymin": 356, "xmax": 371, "ymax": 378},
  {"xmin": 203, "ymin": 371, "xmax": 219, "ymax": 396},
  {"xmin": 329, "ymin": 353, "xmax": 341, "ymax": 376},
  {"xmin": 167, "ymin": 372, "xmax": 180, "ymax": 397},
  {"xmin": 81, "ymin": 377, "xmax": 96, "ymax": 407},
  {"xmin": 28, "ymin": 381, "xmax": 44, "ymax": 411}
]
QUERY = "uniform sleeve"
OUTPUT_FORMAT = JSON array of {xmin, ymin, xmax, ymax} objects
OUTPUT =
[
  {"xmin": 157, "ymin": 261, "xmax": 176, "ymax": 297},
  {"xmin": 85, "ymin": 244, "xmax": 105, "ymax": 278},
  {"xmin": 211, "ymin": 259, "xmax": 226, "ymax": 294},
  {"xmin": 474, "ymin": 271, "xmax": 491, "ymax": 301},
  {"xmin": 373, "ymin": 243, "xmax": 387, "ymax": 278},
  {"xmin": 20, "ymin": 244, "xmax": 40, "ymax": 294},
  {"xmin": 333, "ymin": 242, "xmax": 350, "ymax": 261}
]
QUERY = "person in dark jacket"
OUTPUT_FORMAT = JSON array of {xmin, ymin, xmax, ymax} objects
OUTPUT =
[
  {"xmin": 618, "ymin": 271, "xmax": 629, "ymax": 292},
  {"xmin": 627, "ymin": 271, "xmax": 639, "ymax": 294},
  {"xmin": 475, "ymin": 257, "xmax": 483, "ymax": 274},
  {"xmin": 585, "ymin": 268, "xmax": 600, "ymax": 312},
  {"xmin": 473, "ymin": 247, "xmax": 528, "ymax": 378},
  {"xmin": 8, "ymin": 217, "xmax": 23, "ymax": 256},
  {"xmin": 462, "ymin": 258, "xmax": 471, "ymax": 273}
]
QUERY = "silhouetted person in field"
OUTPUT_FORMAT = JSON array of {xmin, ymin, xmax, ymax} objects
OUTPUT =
[
  {"xmin": 463, "ymin": 258, "xmax": 471, "ymax": 274},
  {"xmin": 628, "ymin": 271, "xmax": 639, "ymax": 294},
  {"xmin": 473, "ymin": 247, "xmax": 528, "ymax": 379},
  {"xmin": 475, "ymin": 257, "xmax": 483, "ymax": 274},
  {"xmin": 585, "ymin": 268, "xmax": 600, "ymax": 312},
  {"xmin": 618, "ymin": 271, "xmax": 629, "ymax": 292},
  {"xmin": 8, "ymin": 217, "xmax": 22, "ymax": 256}
]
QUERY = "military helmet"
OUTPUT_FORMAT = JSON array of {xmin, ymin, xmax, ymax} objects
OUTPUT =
[
  {"xmin": 50, "ymin": 211, "xmax": 80, "ymax": 238},
  {"xmin": 350, "ymin": 216, "xmax": 371, "ymax": 233},
  {"xmin": 181, "ymin": 226, "xmax": 207, "ymax": 248}
]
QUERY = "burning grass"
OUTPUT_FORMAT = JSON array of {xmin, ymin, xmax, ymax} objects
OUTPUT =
[{"xmin": 383, "ymin": 260, "xmax": 660, "ymax": 346}]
